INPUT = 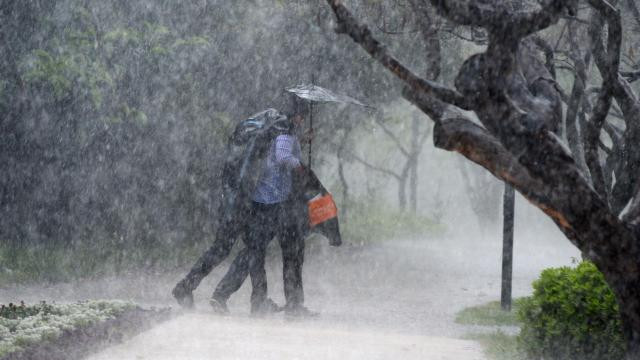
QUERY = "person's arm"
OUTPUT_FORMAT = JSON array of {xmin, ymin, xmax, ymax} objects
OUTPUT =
[{"xmin": 274, "ymin": 135, "xmax": 302, "ymax": 170}]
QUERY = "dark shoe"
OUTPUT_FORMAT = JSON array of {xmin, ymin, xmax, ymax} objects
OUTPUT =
[
  {"xmin": 250, "ymin": 298, "xmax": 282, "ymax": 316},
  {"xmin": 284, "ymin": 305, "xmax": 319, "ymax": 318},
  {"xmin": 209, "ymin": 297, "xmax": 229, "ymax": 315},
  {"xmin": 172, "ymin": 281, "xmax": 194, "ymax": 309}
]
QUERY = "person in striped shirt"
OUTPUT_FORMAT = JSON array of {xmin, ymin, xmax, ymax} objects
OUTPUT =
[{"xmin": 209, "ymin": 103, "xmax": 318, "ymax": 317}]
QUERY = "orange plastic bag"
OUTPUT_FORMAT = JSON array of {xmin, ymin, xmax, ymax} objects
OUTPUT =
[{"xmin": 308, "ymin": 193, "xmax": 338, "ymax": 227}]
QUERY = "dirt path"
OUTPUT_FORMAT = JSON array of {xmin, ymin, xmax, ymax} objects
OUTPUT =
[{"xmin": 3, "ymin": 231, "xmax": 580, "ymax": 359}]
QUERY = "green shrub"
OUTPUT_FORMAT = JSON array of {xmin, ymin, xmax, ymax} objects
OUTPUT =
[{"xmin": 517, "ymin": 261, "xmax": 625, "ymax": 360}]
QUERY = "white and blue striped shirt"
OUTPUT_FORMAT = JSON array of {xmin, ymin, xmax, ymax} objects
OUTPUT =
[{"xmin": 252, "ymin": 134, "xmax": 301, "ymax": 204}]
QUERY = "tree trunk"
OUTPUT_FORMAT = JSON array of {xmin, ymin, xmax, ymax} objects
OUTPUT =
[
  {"xmin": 398, "ymin": 176, "xmax": 407, "ymax": 211},
  {"xmin": 337, "ymin": 137, "xmax": 350, "ymax": 221},
  {"xmin": 409, "ymin": 115, "xmax": 420, "ymax": 213},
  {"xmin": 620, "ymin": 293, "xmax": 640, "ymax": 359}
]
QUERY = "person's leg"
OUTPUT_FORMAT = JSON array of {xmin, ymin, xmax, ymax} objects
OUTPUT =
[
  {"xmin": 246, "ymin": 203, "xmax": 278, "ymax": 313},
  {"xmin": 172, "ymin": 224, "xmax": 238, "ymax": 308},
  {"xmin": 212, "ymin": 247, "xmax": 251, "ymax": 302},
  {"xmin": 278, "ymin": 204, "xmax": 306, "ymax": 310},
  {"xmin": 210, "ymin": 202, "xmax": 278, "ymax": 313}
]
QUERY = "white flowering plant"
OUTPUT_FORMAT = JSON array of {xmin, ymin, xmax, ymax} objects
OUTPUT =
[{"xmin": 0, "ymin": 300, "xmax": 135, "ymax": 357}]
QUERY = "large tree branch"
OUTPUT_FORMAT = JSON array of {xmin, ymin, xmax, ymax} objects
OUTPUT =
[
  {"xmin": 433, "ymin": 117, "xmax": 638, "ymax": 287},
  {"xmin": 432, "ymin": 117, "xmax": 582, "ymax": 241},
  {"xmin": 427, "ymin": 0, "xmax": 578, "ymax": 38},
  {"xmin": 326, "ymin": 0, "xmax": 473, "ymax": 111}
]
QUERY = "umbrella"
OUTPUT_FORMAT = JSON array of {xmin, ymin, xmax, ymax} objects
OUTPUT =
[
  {"xmin": 285, "ymin": 84, "xmax": 371, "ymax": 166},
  {"xmin": 285, "ymin": 84, "xmax": 373, "ymax": 109}
]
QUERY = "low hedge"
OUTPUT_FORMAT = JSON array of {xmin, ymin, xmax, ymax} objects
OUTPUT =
[
  {"xmin": 517, "ymin": 261, "xmax": 625, "ymax": 360},
  {"xmin": 0, "ymin": 300, "xmax": 171, "ymax": 360}
]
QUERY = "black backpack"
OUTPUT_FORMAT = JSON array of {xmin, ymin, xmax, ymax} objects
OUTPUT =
[{"xmin": 217, "ymin": 109, "xmax": 292, "ymax": 232}]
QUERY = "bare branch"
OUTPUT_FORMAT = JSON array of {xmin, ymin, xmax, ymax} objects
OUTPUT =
[
  {"xmin": 442, "ymin": 27, "xmax": 487, "ymax": 45},
  {"xmin": 326, "ymin": 0, "xmax": 473, "ymax": 110},
  {"xmin": 373, "ymin": 113, "xmax": 410, "ymax": 157},
  {"xmin": 564, "ymin": 21, "xmax": 590, "ymax": 174},
  {"xmin": 347, "ymin": 151, "xmax": 401, "ymax": 180},
  {"xmin": 626, "ymin": 0, "xmax": 640, "ymax": 32},
  {"xmin": 432, "ymin": 117, "xmax": 585, "ymax": 241},
  {"xmin": 530, "ymin": 35, "xmax": 557, "ymax": 79},
  {"xmin": 599, "ymin": 139, "xmax": 612, "ymax": 155},
  {"xmin": 583, "ymin": 1, "xmax": 622, "ymax": 200}
]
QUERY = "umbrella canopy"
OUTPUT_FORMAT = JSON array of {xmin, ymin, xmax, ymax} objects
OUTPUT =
[
  {"xmin": 285, "ymin": 84, "xmax": 372, "ymax": 108},
  {"xmin": 285, "ymin": 83, "xmax": 372, "ymax": 168}
]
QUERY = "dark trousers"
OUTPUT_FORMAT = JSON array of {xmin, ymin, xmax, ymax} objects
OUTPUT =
[
  {"xmin": 177, "ymin": 210, "xmax": 245, "ymax": 293},
  {"xmin": 213, "ymin": 201, "xmax": 305, "ymax": 310}
]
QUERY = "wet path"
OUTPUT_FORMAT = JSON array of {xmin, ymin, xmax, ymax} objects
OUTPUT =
[
  {"xmin": 88, "ymin": 313, "xmax": 485, "ymax": 360},
  {"xmin": 3, "ymin": 232, "xmax": 579, "ymax": 359}
]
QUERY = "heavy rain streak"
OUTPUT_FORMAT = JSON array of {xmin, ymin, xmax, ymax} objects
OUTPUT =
[{"xmin": 2, "ymin": 1, "xmax": 640, "ymax": 359}]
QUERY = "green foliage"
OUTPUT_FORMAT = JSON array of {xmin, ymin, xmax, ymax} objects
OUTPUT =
[
  {"xmin": 341, "ymin": 197, "xmax": 445, "ymax": 243},
  {"xmin": 21, "ymin": 47, "xmax": 113, "ymax": 107},
  {"xmin": 517, "ymin": 261, "xmax": 625, "ymax": 360},
  {"xmin": 456, "ymin": 299, "xmax": 525, "ymax": 327}
]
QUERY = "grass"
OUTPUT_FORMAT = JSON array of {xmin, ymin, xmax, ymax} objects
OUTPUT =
[
  {"xmin": 455, "ymin": 298, "xmax": 525, "ymax": 326},
  {"xmin": 456, "ymin": 299, "xmax": 529, "ymax": 360},
  {"xmin": 463, "ymin": 331, "xmax": 526, "ymax": 360}
]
